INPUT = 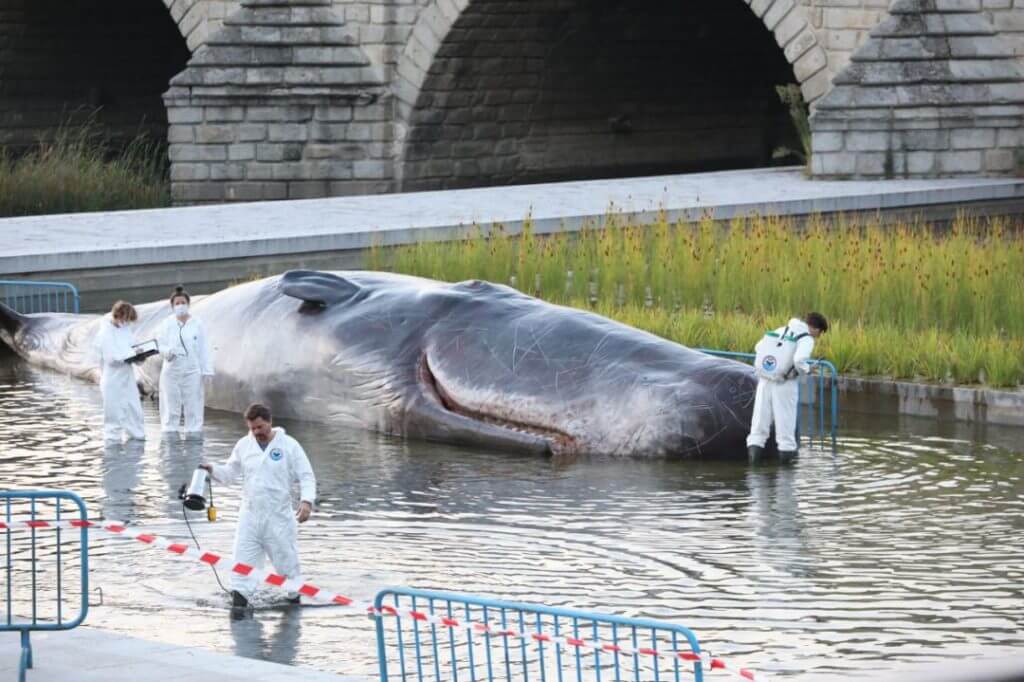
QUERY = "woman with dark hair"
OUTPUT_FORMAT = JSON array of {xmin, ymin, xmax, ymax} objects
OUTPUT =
[
  {"xmin": 747, "ymin": 311, "xmax": 829, "ymax": 462},
  {"xmin": 93, "ymin": 300, "xmax": 146, "ymax": 442},
  {"xmin": 158, "ymin": 286, "xmax": 214, "ymax": 437}
]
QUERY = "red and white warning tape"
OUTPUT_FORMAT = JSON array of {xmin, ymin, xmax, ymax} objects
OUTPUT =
[{"xmin": 1, "ymin": 517, "xmax": 767, "ymax": 681}]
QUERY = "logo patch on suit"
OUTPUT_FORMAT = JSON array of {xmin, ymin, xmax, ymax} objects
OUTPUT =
[
  {"xmin": 761, "ymin": 356, "xmax": 777, "ymax": 372},
  {"xmin": 269, "ymin": 448, "xmax": 283, "ymax": 461}
]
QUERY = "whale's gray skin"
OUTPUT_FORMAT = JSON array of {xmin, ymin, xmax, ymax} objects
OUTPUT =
[{"xmin": 0, "ymin": 270, "xmax": 759, "ymax": 457}]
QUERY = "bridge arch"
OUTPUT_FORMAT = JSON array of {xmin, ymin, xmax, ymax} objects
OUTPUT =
[
  {"xmin": 0, "ymin": 0, "xmax": 191, "ymax": 153},
  {"xmin": 393, "ymin": 0, "xmax": 830, "ymax": 191},
  {"xmin": 160, "ymin": 0, "xmax": 239, "ymax": 52}
]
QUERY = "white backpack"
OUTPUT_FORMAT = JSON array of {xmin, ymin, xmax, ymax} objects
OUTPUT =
[{"xmin": 753, "ymin": 325, "xmax": 808, "ymax": 382}]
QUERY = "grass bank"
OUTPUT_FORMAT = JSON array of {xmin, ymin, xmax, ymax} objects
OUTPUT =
[
  {"xmin": 0, "ymin": 124, "xmax": 170, "ymax": 217},
  {"xmin": 367, "ymin": 214, "xmax": 1024, "ymax": 388}
]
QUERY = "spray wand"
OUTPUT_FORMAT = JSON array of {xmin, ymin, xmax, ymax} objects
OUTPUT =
[{"xmin": 178, "ymin": 468, "xmax": 230, "ymax": 596}]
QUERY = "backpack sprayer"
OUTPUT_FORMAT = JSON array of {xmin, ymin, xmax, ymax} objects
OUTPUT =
[
  {"xmin": 753, "ymin": 325, "xmax": 808, "ymax": 382},
  {"xmin": 178, "ymin": 468, "xmax": 230, "ymax": 597}
]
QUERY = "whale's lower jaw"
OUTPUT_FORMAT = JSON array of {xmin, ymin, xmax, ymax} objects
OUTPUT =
[
  {"xmin": 417, "ymin": 354, "xmax": 576, "ymax": 455},
  {"xmin": 413, "ymin": 354, "xmax": 739, "ymax": 458}
]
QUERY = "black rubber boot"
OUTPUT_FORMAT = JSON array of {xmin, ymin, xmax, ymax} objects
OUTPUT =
[
  {"xmin": 231, "ymin": 590, "xmax": 249, "ymax": 608},
  {"xmin": 747, "ymin": 445, "xmax": 765, "ymax": 462},
  {"xmin": 778, "ymin": 450, "xmax": 798, "ymax": 461}
]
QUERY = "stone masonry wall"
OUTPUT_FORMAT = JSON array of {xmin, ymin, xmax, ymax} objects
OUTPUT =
[
  {"xmin": 810, "ymin": 0, "xmax": 1024, "ymax": 179},
  {"xmin": 163, "ymin": 0, "xmax": 392, "ymax": 204},
  {"xmin": 166, "ymin": 100, "xmax": 396, "ymax": 203},
  {"xmin": 7, "ymin": 0, "xmax": 1024, "ymax": 202},
  {"xmin": 798, "ymin": 0, "xmax": 1024, "ymax": 79},
  {"xmin": 798, "ymin": 0, "xmax": 893, "ymax": 79},
  {"xmin": 165, "ymin": 0, "xmax": 241, "ymax": 51}
]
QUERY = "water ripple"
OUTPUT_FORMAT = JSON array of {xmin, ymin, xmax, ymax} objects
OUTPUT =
[{"xmin": 1, "ymin": 362, "xmax": 1022, "ymax": 678}]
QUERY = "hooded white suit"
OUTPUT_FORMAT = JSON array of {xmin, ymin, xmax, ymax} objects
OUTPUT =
[
  {"xmin": 746, "ymin": 317, "xmax": 815, "ymax": 452},
  {"xmin": 211, "ymin": 427, "xmax": 316, "ymax": 599},
  {"xmin": 92, "ymin": 318, "xmax": 145, "ymax": 442}
]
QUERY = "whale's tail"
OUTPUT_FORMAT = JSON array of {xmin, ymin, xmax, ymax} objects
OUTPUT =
[
  {"xmin": 0, "ymin": 301, "xmax": 25, "ymax": 335},
  {"xmin": 0, "ymin": 301, "xmax": 26, "ymax": 350}
]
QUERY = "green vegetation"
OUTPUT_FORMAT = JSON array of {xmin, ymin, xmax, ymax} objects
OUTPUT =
[
  {"xmin": 772, "ymin": 84, "xmax": 811, "ymax": 167},
  {"xmin": 0, "ymin": 121, "xmax": 170, "ymax": 217},
  {"xmin": 367, "ymin": 213, "xmax": 1024, "ymax": 388}
]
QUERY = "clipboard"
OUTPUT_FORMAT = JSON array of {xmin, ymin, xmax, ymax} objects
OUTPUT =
[{"xmin": 127, "ymin": 339, "xmax": 159, "ymax": 364}]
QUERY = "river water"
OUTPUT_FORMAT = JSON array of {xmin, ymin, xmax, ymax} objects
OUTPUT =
[{"xmin": 1, "ymin": 357, "xmax": 1022, "ymax": 680}]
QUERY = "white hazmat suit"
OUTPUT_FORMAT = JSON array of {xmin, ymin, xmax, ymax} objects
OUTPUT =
[
  {"xmin": 747, "ymin": 318, "xmax": 815, "ymax": 453},
  {"xmin": 210, "ymin": 427, "xmax": 316, "ymax": 599},
  {"xmin": 92, "ymin": 318, "xmax": 146, "ymax": 442},
  {"xmin": 158, "ymin": 315, "xmax": 214, "ymax": 434}
]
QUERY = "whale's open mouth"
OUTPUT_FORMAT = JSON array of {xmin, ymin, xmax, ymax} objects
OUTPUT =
[{"xmin": 418, "ymin": 355, "xmax": 576, "ymax": 454}]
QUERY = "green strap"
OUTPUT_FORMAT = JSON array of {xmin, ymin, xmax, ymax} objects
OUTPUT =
[{"xmin": 764, "ymin": 328, "xmax": 808, "ymax": 343}]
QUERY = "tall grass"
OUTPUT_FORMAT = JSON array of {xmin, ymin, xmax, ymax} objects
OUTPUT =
[
  {"xmin": 0, "ymin": 121, "xmax": 170, "ymax": 217},
  {"xmin": 367, "ymin": 214, "xmax": 1024, "ymax": 388}
]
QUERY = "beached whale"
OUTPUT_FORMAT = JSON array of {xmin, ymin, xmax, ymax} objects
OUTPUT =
[{"xmin": 0, "ymin": 270, "xmax": 759, "ymax": 457}]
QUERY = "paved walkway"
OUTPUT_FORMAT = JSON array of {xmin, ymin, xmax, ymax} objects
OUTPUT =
[
  {"xmin": 0, "ymin": 626, "xmax": 364, "ymax": 682},
  {"xmin": 1, "ymin": 167, "xmax": 1023, "ymax": 275}
]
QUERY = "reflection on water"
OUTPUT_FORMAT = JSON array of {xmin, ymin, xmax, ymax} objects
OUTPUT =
[
  {"xmin": 101, "ymin": 440, "xmax": 145, "ymax": 521},
  {"xmin": 230, "ymin": 608, "xmax": 303, "ymax": 665},
  {"xmin": 1, "ymin": 359, "xmax": 1023, "ymax": 679}
]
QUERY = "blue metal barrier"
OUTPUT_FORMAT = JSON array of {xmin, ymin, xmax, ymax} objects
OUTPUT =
[
  {"xmin": 0, "ymin": 280, "xmax": 80, "ymax": 314},
  {"xmin": 698, "ymin": 348, "xmax": 839, "ymax": 448},
  {"xmin": 374, "ymin": 588, "xmax": 705, "ymax": 682},
  {"xmin": 1, "ymin": 491, "xmax": 90, "ymax": 682}
]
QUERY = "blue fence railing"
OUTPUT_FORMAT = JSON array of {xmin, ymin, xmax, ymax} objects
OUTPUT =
[
  {"xmin": 374, "ymin": 587, "xmax": 705, "ymax": 682},
  {"xmin": 698, "ymin": 348, "xmax": 839, "ymax": 448},
  {"xmin": 0, "ymin": 280, "xmax": 80, "ymax": 314},
  {"xmin": 1, "ymin": 490, "xmax": 90, "ymax": 682}
]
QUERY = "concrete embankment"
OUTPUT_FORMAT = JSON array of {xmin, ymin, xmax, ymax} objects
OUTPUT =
[
  {"xmin": 0, "ymin": 625, "xmax": 366, "ymax": 682},
  {"xmin": 2, "ymin": 167, "xmax": 1023, "ymax": 428},
  {"xmin": 3, "ymin": 167, "xmax": 1024, "ymax": 311},
  {"xmin": 836, "ymin": 376, "xmax": 1024, "ymax": 428},
  {"xmin": 801, "ymin": 372, "xmax": 1024, "ymax": 429}
]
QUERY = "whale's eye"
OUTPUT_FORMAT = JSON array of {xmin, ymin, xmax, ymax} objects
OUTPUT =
[{"xmin": 20, "ymin": 332, "xmax": 40, "ymax": 351}]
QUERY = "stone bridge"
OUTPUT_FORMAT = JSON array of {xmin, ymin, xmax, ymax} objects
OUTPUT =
[{"xmin": 2, "ymin": 0, "xmax": 1023, "ymax": 204}]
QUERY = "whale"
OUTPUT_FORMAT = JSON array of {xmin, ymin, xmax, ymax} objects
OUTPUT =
[{"xmin": 0, "ymin": 270, "xmax": 760, "ymax": 457}]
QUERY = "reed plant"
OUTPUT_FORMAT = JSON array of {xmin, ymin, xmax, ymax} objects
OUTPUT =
[
  {"xmin": 773, "ymin": 84, "xmax": 811, "ymax": 166},
  {"xmin": 368, "ymin": 213, "xmax": 1024, "ymax": 388},
  {"xmin": 0, "ymin": 119, "xmax": 170, "ymax": 217}
]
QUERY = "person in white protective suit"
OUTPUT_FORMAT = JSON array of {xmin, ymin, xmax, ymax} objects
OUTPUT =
[
  {"xmin": 746, "ymin": 312, "xmax": 828, "ymax": 462},
  {"xmin": 92, "ymin": 301, "xmax": 146, "ymax": 442},
  {"xmin": 158, "ymin": 286, "xmax": 214, "ymax": 437},
  {"xmin": 200, "ymin": 403, "xmax": 316, "ymax": 610}
]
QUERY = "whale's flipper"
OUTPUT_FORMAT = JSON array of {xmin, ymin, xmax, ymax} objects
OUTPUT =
[{"xmin": 280, "ymin": 270, "xmax": 359, "ymax": 307}]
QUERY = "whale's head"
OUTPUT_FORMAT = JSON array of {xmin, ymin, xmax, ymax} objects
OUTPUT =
[{"xmin": 274, "ymin": 270, "xmax": 757, "ymax": 458}]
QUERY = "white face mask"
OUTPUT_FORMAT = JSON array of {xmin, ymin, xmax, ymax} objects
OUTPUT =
[{"xmin": 174, "ymin": 303, "xmax": 189, "ymax": 317}]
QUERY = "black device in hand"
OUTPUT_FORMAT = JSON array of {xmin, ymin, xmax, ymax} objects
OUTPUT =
[{"xmin": 126, "ymin": 339, "xmax": 159, "ymax": 364}]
